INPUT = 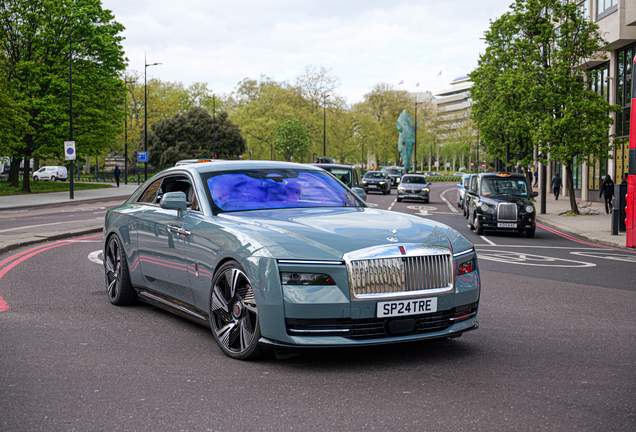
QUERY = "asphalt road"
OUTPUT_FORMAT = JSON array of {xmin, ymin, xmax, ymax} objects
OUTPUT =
[{"xmin": 0, "ymin": 184, "xmax": 634, "ymax": 431}]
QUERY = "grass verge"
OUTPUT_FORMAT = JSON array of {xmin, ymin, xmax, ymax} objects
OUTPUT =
[{"xmin": 0, "ymin": 180, "xmax": 114, "ymax": 196}]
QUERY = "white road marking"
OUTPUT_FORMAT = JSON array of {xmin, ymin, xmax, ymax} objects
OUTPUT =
[
  {"xmin": 61, "ymin": 206, "xmax": 106, "ymax": 212},
  {"xmin": 440, "ymin": 188, "xmax": 459, "ymax": 213},
  {"xmin": 478, "ymin": 250, "xmax": 596, "ymax": 267},
  {"xmin": 366, "ymin": 203, "xmax": 379, "ymax": 208},
  {"xmin": 387, "ymin": 199, "xmax": 397, "ymax": 211},
  {"xmin": 570, "ymin": 251, "xmax": 636, "ymax": 263},
  {"xmin": 406, "ymin": 205, "xmax": 437, "ymax": 216},
  {"xmin": 88, "ymin": 250, "xmax": 103, "ymax": 265},
  {"xmin": 480, "ymin": 235, "xmax": 497, "ymax": 246}
]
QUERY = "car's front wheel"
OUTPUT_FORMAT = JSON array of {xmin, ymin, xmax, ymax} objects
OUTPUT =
[
  {"xmin": 33, "ymin": 176, "xmax": 38, "ymax": 181},
  {"xmin": 51, "ymin": 176, "xmax": 57, "ymax": 181},
  {"xmin": 474, "ymin": 213, "xmax": 484, "ymax": 235},
  {"xmin": 104, "ymin": 234, "xmax": 135, "ymax": 306},
  {"xmin": 210, "ymin": 261, "xmax": 261, "ymax": 360},
  {"xmin": 526, "ymin": 227, "xmax": 536, "ymax": 238}
]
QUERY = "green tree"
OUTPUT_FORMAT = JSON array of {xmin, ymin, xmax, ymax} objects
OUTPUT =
[
  {"xmin": 0, "ymin": 0, "xmax": 127, "ymax": 192},
  {"xmin": 272, "ymin": 118, "xmax": 309, "ymax": 162},
  {"xmin": 147, "ymin": 107, "xmax": 245, "ymax": 169},
  {"xmin": 471, "ymin": 0, "xmax": 617, "ymax": 213}
]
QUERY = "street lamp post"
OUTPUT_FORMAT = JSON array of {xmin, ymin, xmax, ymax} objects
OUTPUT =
[
  {"xmin": 124, "ymin": 78, "xmax": 135, "ymax": 185},
  {"xmin": 323, "ymin": 94, "xmax": 329, "ymax": 157},
  {"xmin": 68, "ymin": 30, "xmax": 90, "ymax": 200},
  {"xmin": 414, "ymin": 101, "xmax": 424, "ymax": 173},
  {"xmin": 361, "ymin": 143, "xmax": 365, "ymax": 168},
  {"xmin": 212, "ymin": 95, "xmax": 217, "ymax": 159},
  {"xmin": 144, "ymin": 55, "xmax": 161, "ymax": 181}
]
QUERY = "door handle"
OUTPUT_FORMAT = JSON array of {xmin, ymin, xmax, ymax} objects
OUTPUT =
[{"xmin": 167, "ymin": 225, "xmax": 191, "ymax": 236}]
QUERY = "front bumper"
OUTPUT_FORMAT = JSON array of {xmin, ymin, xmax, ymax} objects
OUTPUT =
[
  {"xmin": 398, "ymin": 190, "xmax": 429, "ymax": 201},
  {"xmin": 476, "ymin": 213, "xmax": 535, "ymax": 230}
]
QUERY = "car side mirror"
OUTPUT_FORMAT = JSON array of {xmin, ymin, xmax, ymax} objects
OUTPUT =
[
  {"xmin": 352, "ymin": 187, "xmax": 367, "ymax": 201},
  {"xmin": 160, "ymin": 191, "xmax": 187, "ymax": 217},
  {"xmin": 531, "ymin": 191, "xmax": 538, "ymax": 197}
]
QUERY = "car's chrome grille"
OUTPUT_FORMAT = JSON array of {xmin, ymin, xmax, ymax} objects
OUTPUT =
[
  {"xmin": 344, "ymin": 245, "xmax": 453, "ymax": 301},
  {"xmin": 497, "ymin": 203, "xmax": 517, "ymax": 221}
]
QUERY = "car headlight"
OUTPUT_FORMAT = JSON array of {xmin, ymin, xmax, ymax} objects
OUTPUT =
[
  {"xmin": 525, "ymin": 205, "xmax": 534, "ymax": 213},
  {"xmin": 379, "ymin": 181, "xmax": 385, "ymax": 185},
  {"xmin": 396, "ymin": 177, "xmax": 401, "ymax": 182},
  {"xmin": 281, "ymin": 273, "xmax": 335, "ymax": 285},
  {"xmin": 398, "ymin": 186, "xmax": 405, "ymax": 191},
  {"xmin": 361, "ymin": 181, "xmax": 367, "ymax": 184},
  {"xmin": 423, "ymin": 188, "xmax": 429, "ymax": 192},
  {"xmin": 480, "ymin": 203, "xmax": 490, "ymax": 212}
]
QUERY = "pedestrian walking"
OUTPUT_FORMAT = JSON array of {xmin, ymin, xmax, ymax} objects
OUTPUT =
[
  {"xmin": 551, "ymin": 172, "xmax": 562, "ymax": 200},
  {"xmin": 113, "ymin": 165, "xmax": 121, "ymax": 187},
  {"xmin": 622, "ymin": 172, "xmax": 629, "ymax": 185},
  {"xmin": 600, "ymin": 174, "xmax": 614, "ymax": 214},
  {"xmin": 533, "ymin": 169, "xmax": 538, "ymax": 187}
]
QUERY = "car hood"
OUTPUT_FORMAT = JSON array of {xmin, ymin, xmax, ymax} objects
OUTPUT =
[{"xmin": 216, "ymin": 207, "xmax": 470, "ymax": 261}]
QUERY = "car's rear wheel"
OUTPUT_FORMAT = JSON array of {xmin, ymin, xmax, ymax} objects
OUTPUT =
[
  {"xmin": 210, "ymin": 261, "xmax": 261, "ymax": 360},
  {"xmin": 104, "ymin": 234, "xmax": 135, "ymax": 306}
]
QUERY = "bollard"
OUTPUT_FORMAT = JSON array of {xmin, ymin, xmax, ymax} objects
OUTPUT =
[{"xmin": 611, "ymin": 209, "xmax": 619, "ymax": 235}]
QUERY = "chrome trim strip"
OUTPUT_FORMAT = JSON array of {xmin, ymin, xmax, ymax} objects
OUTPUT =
[
  {"xmin": 277, "ymin": 260, "xmax": 343, "ymax": 265},
  {"xmin": 453, "ymin": 248, "xmax": 474, "ymax": 258},
  {"xmin": 138, "ymin": 291, "xmax": 206, "ymax": 321},
  {"xmin": 288, "ymin": 329, "xmax": 350, "ymax": 334}
]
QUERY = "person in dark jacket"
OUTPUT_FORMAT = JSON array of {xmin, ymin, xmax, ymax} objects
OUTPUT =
[
  {"xmin": 600, "ymin": 174, "xmax": 614, "ymax": 214},
  {"xmin": 113, "ymin": 165, "xmax": 121, "ymax": 187},
  {"xmin": 551, "ymin": 172, "xmax": 562, "ymax": 200}
]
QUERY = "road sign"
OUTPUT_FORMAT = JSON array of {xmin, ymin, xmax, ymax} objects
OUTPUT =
[
  {"xmin": 64, "ymin": 141, "xmax": 76, "ymax": 160},
  {"xmin": 137, "ymin": 152, "xmax": 148, "ymax": 162}
]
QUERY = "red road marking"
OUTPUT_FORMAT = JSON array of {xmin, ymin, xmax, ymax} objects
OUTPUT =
[
  {"xmin": 536, "ymin": 222, "xmax": 636, "ymax": 254},
  {"xmin": 0, "ymin": 234, "xmax": 101, "ymax": 312}
]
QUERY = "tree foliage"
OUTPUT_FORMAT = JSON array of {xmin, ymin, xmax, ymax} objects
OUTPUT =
[
  {"xmin": 272, "ymin": 118, "xmax": 309, "ymax": 162},
  {"xmin": 471, "ymin": 0, "xmax": 618, "ymax": 213},
  {"xmin": 147, "ymin": 107, "xmax": 245, "ymax": 169},
  {"xmin": 0, "ymin": 0, "xmax": 127, "ymax": 191}
]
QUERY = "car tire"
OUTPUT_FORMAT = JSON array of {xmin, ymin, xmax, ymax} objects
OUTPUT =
[
  {"xmin": 397, "ymin": 198, "xmax": 402, "ymax": 202},
  {"xmin": 526, "ymin": 227, "xmax": 536, "ymax": 238},
  {"xmin": 209, "ymin": 260, "xmax": 262, "ymax": 360},
  {"xmin": 33, "ymin": 176, "xmax": 38, "ymax": 181},
  {"xmin": 474, "ymin": 214, "xmax": 484, "ymax": 235},
  {"xmin": 51, "ymin": 176, "xmax": 56, "ymax": 181},
  {"xmin": 104, "ymin": 234, "xmax": 135, "ymax": 306},
  {"xmin": 387, "ymin": 187, "xmax": 391, "ymax": 195},
  {"xmin": 468, "ymin": 209, "xmax": 475, "ymax": 229},
  {"xmin": 424, "ymin": 199, "xmax": 429, "ymax": 204}
]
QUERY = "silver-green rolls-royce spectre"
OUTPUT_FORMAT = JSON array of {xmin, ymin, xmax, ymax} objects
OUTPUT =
[{"xmin": 103, "ymin": 161, "xmax": 480, "ymax": 360}]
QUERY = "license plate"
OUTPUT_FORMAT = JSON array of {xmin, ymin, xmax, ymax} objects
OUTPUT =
[
  {"xmin": 407, "ymin": 194, "xmax": 419, "ymax": 197},
  {"xmin": 497, "ymin": 222, "xmax": 516, "ymax": 228},
  {"xmin": 369, "ymin": 185, "xmax": 378, "ymax": 188},
  {"xmin": 377, "ymin": 298, "xmax": 437, "ymax": 317}
]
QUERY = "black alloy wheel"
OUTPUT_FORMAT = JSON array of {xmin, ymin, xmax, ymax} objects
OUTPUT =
[
  {"xmin": 474, "ymin": 213, "xmax": 484, "ymax": 235},
  {"xmin": 104, "ymin": 234, "xmax": 135, "ymax": 305},
  {"xmin": 210, "ymin": 261, "xmax": 261, "ymax": 360}
]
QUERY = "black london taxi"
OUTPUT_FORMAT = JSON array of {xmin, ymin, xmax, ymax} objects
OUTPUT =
[{"xmin": 465, "ymin": 172, "xmax": 538, "ymax": 237}]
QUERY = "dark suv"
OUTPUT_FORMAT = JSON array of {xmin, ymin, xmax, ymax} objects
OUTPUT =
[
  {"xmin": 310, "ymin": 163, "xmax": 361, "ymax": 189},
  {"xmin": 361, "ymin": 171, "xmax": 391, "ymax": 194},
  {"xmin": 381, "ymin": 166, "xmax": 405, "ymax": 188},
  {"xmin": 465, "ymin": 173, "xmax": 538, "ymax": 237}
]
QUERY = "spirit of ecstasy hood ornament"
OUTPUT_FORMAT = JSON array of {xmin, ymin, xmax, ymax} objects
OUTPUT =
[{"xmin": 387, "ymin": 229, "xmax": 398, "ymax": 243}]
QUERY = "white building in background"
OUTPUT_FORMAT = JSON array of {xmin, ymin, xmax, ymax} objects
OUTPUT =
[{"xmin": 435, "ymin": 75, "xmax": 474, "ymax": 145}]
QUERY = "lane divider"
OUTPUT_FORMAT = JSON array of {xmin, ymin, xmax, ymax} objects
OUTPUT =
[{"xmin": 0, "ymin": 234, "xmax": 102, "ymax": 312}]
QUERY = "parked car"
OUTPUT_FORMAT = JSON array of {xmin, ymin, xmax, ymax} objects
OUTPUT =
[
  {"xmin": 175, "ymin": 159, "xmax": 224, "ymax": 166},
  {"xmin": 425, "ymin": 171, "xmax": 441, "ymax": 176},
  {"xmin": 452, "ymin": 172, "xmax": 464, "ymax": 177},
  {"xmin": 381, "ymin": 166, "xmax": 406, "ymax": 188},
  {"xmin": 464, "ymin": 172, "xmax": 538, "ymax": 237},
  {"xmin": 103, "ymin": 161, "xmax": 480, "ymax": 360},
  {"xmin": 361, "ymin": 170, "xmax": 391, "ymax": 194},
  {"xmin": 456, "ymin": 174, "xmax": 471, "ymax": 210},
  {"xmin": 32, "ymin": 166, "xmax": 68, "ymax": 181},
  {"xmin": 397, "ymin": 174, "xmax": 430, "ymax": 203}
]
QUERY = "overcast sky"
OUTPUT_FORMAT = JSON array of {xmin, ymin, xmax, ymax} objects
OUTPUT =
[{"xmin": 100, "ymin": 0, "xmax": 513, "ymax": 104}]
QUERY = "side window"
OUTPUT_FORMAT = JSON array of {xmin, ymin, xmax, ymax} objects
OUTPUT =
[
  {"xmin": 469, "ymin": 176, "xmax": 477, "ymax": 192},
  {"xmin": 137, "ymin": 178, "xmax": 163, "ymax": 204},
  {"xmin": 156, "ymin": 175, "xmax": 201, "ymax": 212}
]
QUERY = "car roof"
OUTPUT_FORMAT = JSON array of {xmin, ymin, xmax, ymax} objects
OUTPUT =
[
  {"xmin": 478, "ymin": 172, "xmax": 526, "ymax": 179},
  {"xmin": 309, "ymin": 163, "xmax": 356, "ymax": 170},
  {"xmin": 167, "ymin": 160, "xmax": 327, "ymax": 175}
]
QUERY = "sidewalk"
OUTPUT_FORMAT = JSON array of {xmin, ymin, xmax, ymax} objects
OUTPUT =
[
  {"xmin": 0, "ymin": 183, "xmax": 141, "ymax": 254},
  {"xmin": 533, "ymin": 188, "xmax": 629, "ymax": 250}
]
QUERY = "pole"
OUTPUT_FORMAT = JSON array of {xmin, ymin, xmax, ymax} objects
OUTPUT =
[
  {"xmin": 540, "ymin": 157, "xmax": 547, "ymax": 214},
  {"xmin": 69, "ymin": 29, "xmax": 74, "ymax": 199},
  {"xmin": 626, "ymin": 54, "xmax": 636, "ymax": 247},
  {"xmin": 144, "ymin": 56, "xmax": 161, "ymax": 182},
  {"xmin": 213, "ymin": 95, "xmax": 216, "ymax": 159},
  {"xmin": 323, "ymin": 94, "xmax": 329, "ymax": 157},
  {"xmin": 124, "ymin": 78, "xmax": 134, "ymax": 185}
]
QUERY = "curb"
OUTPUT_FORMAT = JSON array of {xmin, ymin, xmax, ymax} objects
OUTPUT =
[
  {"xmin": 0, "ymin": 225, "xmax": 103, "ymax": 256},
  {"xmin": 0, "ymin": 195, "xmax": 132, "ymax": 212}
]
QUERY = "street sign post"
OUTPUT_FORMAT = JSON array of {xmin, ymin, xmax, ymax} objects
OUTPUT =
[
  {"xmin": 64, "ymin": 141, "xmax": 76, "ymax": 160},
  {"xmin": 627, "ymin": 56, "xmax": 636, "ymax": 247},
  {"xmin": 137, "ymin": 152, "xmax": 148, "ymax": 163}
]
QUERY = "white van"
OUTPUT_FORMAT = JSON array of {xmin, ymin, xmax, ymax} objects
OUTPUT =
[{"xmin": 33, "ymin": 166, "xmax": 68, "ymax": 181}]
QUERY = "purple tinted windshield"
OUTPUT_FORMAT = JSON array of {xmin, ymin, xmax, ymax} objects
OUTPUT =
[{"xmin": 205, "ymin": 170, "xmax": 363, "ymax": 212}]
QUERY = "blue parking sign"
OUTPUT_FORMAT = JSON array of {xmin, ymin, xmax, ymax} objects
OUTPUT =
[{"xmin": 137, "ymin": 152, "xmax": 148, "ymax": 162}]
